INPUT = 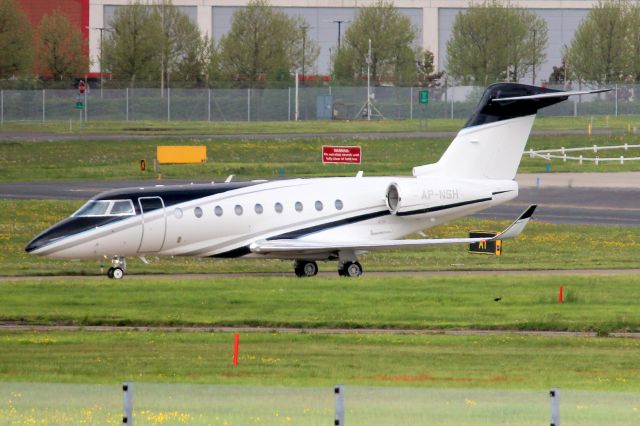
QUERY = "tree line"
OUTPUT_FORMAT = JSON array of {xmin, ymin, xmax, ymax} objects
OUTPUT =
[{"xmin": 0, "ymin": 0, "xmax": 636, "ymax": 87}]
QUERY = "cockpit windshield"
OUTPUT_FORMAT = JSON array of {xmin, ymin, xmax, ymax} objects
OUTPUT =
[{"xmin": 73, "ymin": 200, "xmax": 135, "ymax": 217}]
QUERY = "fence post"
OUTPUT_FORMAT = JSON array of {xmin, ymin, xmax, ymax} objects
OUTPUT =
[
  {"xmin": 549, "ymin": 388, "xmax": 560, "ymax": 426},
  {"xmin": 410, "ymin": 87, "xmax": 413, "ymax": 120},
  {"xmin": 288, "ymin": 87, "xmax": 291, "ymax": 121},
  {"xmin": 84, "ymin": 84, "xmax": 88, "ymax": 122},
  {"xmin": 123, "ymin": 382, "xmax": 133, "ymax": 425},
  {"xmin": 334, "ymin": 385, "xmax": 344, "ymax": 426},
  {"xmin": 450, "ymin": 87, "xmax": 454, "ymax": 119},
  {"xmin": 126, "ymin": 88, "xmax": 129, "ymax": 121},
  {"xmin": 295, "ymin": 71, "xmax": 299, "ymax": 121},
  {"xmin": 614, "ymin": 84, "xmax": 618, "ymax": 117},
  {"xmin": 42, "ymin": 89, "xmax": 45, "ymax": 122},
  {"xmin": 208, "ymin": 88, "xmax": 211, "ymax": 122},
  {"xmin": 167, "ymin": 88, "xmax": 171, "ymax": 122},
  {"xmin": 247, "ymin": 88, "xmax": 250, "ymax": 122}
]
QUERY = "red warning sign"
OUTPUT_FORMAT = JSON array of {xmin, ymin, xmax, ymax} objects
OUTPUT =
[{"xmin": 322, "ymin": 146, "xmax": 361, "ymax": 164}]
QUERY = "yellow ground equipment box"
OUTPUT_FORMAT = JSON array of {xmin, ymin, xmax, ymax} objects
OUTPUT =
[
  {"xmin": 157, "ymin": 146, "xmax": 207, "ymax": 164},
  {"xmin": 469, "ymin": 231, "xmax": 502, "ymax": 256}
]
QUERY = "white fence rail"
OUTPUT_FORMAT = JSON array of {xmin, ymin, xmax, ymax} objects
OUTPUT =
[{"xmin": 527, "ymin": 144, "xmax": 640, "ymax": 164}]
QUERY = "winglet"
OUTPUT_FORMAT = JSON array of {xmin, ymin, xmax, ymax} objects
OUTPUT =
[{"xmin": 493, "ymin": 204, "xmax": 537, "ymax": 240}]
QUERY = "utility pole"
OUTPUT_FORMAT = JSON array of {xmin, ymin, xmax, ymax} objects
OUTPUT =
[
  {"xmin": 332, "ymin": 19, "xmax": 350, "ymax": 50},
  {"xmin": 89, "ymin": 26, "xmax": 113, "ymax": 98}
]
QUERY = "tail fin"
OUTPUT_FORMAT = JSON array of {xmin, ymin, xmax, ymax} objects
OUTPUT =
[{"xmin": 413, "ymin": 83, "xmax": 610, "ymax": 180}]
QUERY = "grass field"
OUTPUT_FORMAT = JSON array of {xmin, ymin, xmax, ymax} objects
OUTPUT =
[
  {"xmin": 1, "ymin": 331, "xmax": 639, "ymax": 391},
  {"xmin": 1, "ymin": 133, "xmax": 640, "ymax": 182},
  {"xmin": 3, "ymin": 199, "xmax": 640, "ymax": 276},
  {"xmin": 1, "ymin": 115, "xmax": 639, "ymax": 135},
  {"xmin": 2, "ymin": 275, "xmax": 640, "ymax": 333}
]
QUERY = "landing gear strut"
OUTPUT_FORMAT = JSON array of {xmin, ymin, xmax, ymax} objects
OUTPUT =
[
  {"xmin": 107, "ymin": 256, "xmax": 126, "ymax": 279},
  {"xmin": 338, "ymin": 261, "xmax": 363, "ymax": 277},
  {"xmin": 294, "ymin": 260, "xmax": 318, "ymax": 277}
]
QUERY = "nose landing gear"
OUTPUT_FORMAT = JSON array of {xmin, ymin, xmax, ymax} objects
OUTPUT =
[{"xmin": 107, "ymin": 256, "xmax": 126, "ymax": 279}]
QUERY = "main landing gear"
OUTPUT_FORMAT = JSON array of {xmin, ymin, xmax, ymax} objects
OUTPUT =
[
  {"xmin": 294, "ymin": 260, "xmax": 318, "ymax": 277},
  {"xmin": 338, "ymin": 261, "xmax": 363, "ymax": 277},
  {"xmin": 107, "ymin": 256, "xmax": 126, "ymax": 279},
  {"xmin": 293, "ymin": 259, "xmax": 364, "ymax": 277}
]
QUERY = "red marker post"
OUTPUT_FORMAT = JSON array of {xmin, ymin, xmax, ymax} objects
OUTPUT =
[
  {"xmin": 233, "ymin": 333, "xmax": 240, "ymax": 367},
  {"xmin": 558, "ymin": 285, "xmax": 564, "ymax": 304}
]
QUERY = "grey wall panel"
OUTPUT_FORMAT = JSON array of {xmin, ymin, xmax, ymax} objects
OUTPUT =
[
  {"xmin": 212, "ymin": 6, "xmax": 423, "ymax": 75},
  {"xmin": 439, "ymin": 8, "xmax": 589, "ymax": 84}
]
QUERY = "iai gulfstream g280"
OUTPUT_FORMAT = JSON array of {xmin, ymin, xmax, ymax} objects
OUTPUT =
[{"xmin": 26, "ymin": 83, "xmax": 607, "ymax": 278}]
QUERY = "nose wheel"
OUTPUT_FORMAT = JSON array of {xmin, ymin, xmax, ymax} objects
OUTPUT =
[
  {"xmin": 294, "ymin": 260, "xmax": 318, "ymax": 277},
  {"xmin": 107, "ymin": 256, "xmax": 126, "ymax": 279}
]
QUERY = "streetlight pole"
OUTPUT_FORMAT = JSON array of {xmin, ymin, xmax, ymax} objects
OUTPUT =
[
  {"xmin": 332, "ymin": 19, "xmax": 350, "ymax": 50},
  {"xmin": 300, "ymin": 23, "xmax": 310, "ymax": 85}
]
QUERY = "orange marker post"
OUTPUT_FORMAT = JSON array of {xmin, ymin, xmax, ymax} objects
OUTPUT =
[
  {"xmin": 233, "ymin": 333, "xmax": 240, "ymax": 367},
  {"xmin": 558, "ymin": 285, "xmax": 564, "ymax": 304}
]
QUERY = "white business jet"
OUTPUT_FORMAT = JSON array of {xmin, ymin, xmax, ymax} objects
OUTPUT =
[{"xmin": 26, "ymin": 83, "xmax": 608, "ymax": 278}]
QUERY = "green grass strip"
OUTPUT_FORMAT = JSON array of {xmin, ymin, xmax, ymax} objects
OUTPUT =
[
  {"xmin": 1, "ymin": 331, "xmax": 639, "ymax": 392},
  {"xmin": 1, "ymin": 275, "xmax": 640, "ymax": 333}
]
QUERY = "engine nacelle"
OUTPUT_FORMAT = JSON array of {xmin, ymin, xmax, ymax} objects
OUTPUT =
[
  {"xmin": 385, "ymin": 181, "xmax": 431, "ymax": 214},
  {"xmin": 385, "ymin": 180, "xmax": 492, "ymax": 215}
]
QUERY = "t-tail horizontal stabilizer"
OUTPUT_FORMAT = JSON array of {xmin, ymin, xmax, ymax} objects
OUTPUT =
[
  {"xmin": 493, "ymin": 88, "xmax": 611, "ymax": 103},
  {"xmin": 250, "ymin": 205, "xmax": 537, "ymax": 254}
]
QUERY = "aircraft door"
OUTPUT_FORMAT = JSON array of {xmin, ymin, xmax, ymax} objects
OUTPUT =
[{"xmin": 138, "ymin": 197, "xmax": 166, "ymax": 253}]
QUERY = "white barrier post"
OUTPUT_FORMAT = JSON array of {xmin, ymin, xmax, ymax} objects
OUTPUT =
[
  {"xmin": 410, "ymin": 87, "xmax": 413, "ymax": 120},
  {"xmin": 550, "ymin": 388, "xmax": 560, "ymax": 426},
  {"xmin": 123, "ymin": 382, "xmax": 133, "ymax": 425},
  {"xmin": 334, "ymin": 385, "xmax": 345, "ymax": 426}
]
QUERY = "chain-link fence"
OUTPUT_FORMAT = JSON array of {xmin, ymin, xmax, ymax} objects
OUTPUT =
[{"xmin": 0, "ymin": 84, "xmax": 636, "ymax": 123}]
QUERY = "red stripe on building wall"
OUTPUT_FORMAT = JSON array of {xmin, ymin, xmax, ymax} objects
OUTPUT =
[{"xmin": 81, "ymin": 0, "xmax": 89, "ymax": 56}]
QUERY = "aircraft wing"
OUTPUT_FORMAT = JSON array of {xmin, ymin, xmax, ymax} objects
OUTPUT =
[{"xmin": 250, "ymin": 205, "xmax": 536, "ymax": 254}]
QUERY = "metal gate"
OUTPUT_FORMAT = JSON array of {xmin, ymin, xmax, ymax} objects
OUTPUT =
[{"xmin": 137, "ymin": 197, "xmax": 166, "ymax": 253}]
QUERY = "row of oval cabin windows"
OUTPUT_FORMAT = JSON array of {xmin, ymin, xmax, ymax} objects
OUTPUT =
[{"xmin": 175, "ymin": 199, "xmax": 344, "ymax": 219}]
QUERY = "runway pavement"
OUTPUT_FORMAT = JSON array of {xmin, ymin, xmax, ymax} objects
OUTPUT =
[{"xmin": 1, "ymin": 173, "xmax": 639, "ymax": 226}]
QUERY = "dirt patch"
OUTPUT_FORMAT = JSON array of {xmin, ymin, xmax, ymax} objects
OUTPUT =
[
  {"xmin": 122, "ymin": 127, "xmax": 188, "ymax": 132},
  {"xmin": 376, "ymin": 374, "xmax": 510, "ymax": 383}
]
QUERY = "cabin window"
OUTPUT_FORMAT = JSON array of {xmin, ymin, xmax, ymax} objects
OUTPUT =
[
  {"xmin": 235, "ymin": 205, "xmax": 244, "ymax": 216},
  {"xmin": 335, "ymin": 199, "xmax": 344, "ymax": 210},
  {"xmin": 274, "ymin": 202, "xmax": 283, "ymax": 213},
  {"xmin": 214, "ymin": 206, "xmax": 223, "ymax": 217},
  {"xmin": 255, "ymin": 203, "xmax": 264, "ymax": 214},
  {"xmin": 194, "ymin": 206, "xmax": 203, "ymax": 218},
  {"xmin": 174, "ymin": 208, "xmax": 183, "ymax": 219},
  {"xmin": 295, "ymin": 201, "xmax": 303, "ymax": 212},
  {"xmin": 315, "ymin": 200, "xmax": 323, "ymax": 211}
]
